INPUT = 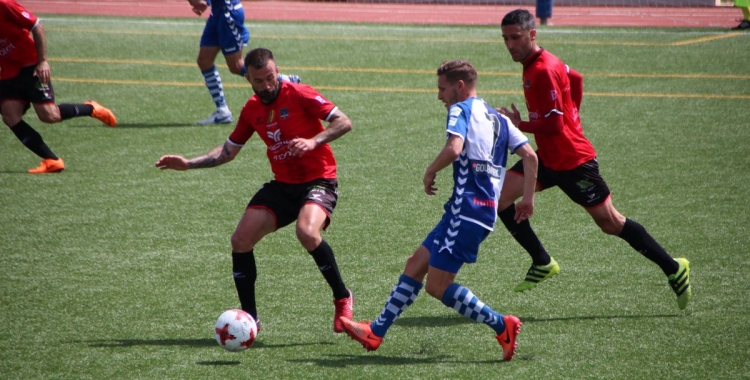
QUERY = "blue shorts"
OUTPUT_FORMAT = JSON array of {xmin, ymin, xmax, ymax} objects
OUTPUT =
[
  {"xmin": 423, "ymin": 213, "xmax": 491, "ymax": 274},
  {"xmin": 200, "ymin": 6, "xmax": 250, "ymax": 55}
]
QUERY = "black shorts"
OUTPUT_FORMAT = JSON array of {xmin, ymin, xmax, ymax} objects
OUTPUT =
[
  {"xmin": 0, "ymin": 66, "xmax": 55, "ymax": 115},
  {"xmin": 509, "ymin": 156, "xmax": 611, "ymax": 208},
  {"xmin": 247, "ymin": 179, "xmax": 338, "ymax": 230}
]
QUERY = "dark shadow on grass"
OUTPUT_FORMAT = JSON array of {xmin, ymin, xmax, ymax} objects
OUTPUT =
[
  {"xmin": 393, "ymin": 315, "xmax": 475, "ymax": 328},
  {"xmin": 104, "ymin": 122, "xmax": 198, "ymax": 128},
  {"xmin": 196, "ymin": 361, "xmax": 241, "ymax": 366},
  {"xmin": 520, "ymin": 313, "xmax": 682, "ymax": 323},
  {"xmin": 74, "ymin": 339, "xmax": 334, "ymax": 349},
  {"xmin": 286, "ymin": 353, "xmax": 456, "ymax": 368},
  {"xmin": 63, "ymin": 122, "xmax": 198, "ymax": 128}
]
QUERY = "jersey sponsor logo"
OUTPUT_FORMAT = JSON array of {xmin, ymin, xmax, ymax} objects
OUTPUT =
[
  {"xmin": 314, "ymin": 96, "xmax": 327, "ymax": 105},
  {"xmin": 472, "ymin": 197, "xmax": 496, "ymax": 208},
  {"xmin": 0, "ymin": 42, "xmax": 17, "ymax": 57},
  {"xmin": 575, "ymin": 179, "xmax": 594, "ymax": 191},
  {"xmin": 550, "ymin": 90, "xmax": 558, "ymax": 101},
  {"xmin": 22, "ymin": 12, "xmax": 31, "ymax": 19},
  {"xmin": 528, "ymin": 111, "xmax": 539, "ymax": 120},
  {"xmin": 280, "ymin": 108, "xmax": 289, "ymax": 119},
  {"xmin": 267, "ymin": 129, "xmax": 281, "ymax": 142},
  {"xmin": 472, "ymin": 162, "xmax": 502, "ymax": 179}
]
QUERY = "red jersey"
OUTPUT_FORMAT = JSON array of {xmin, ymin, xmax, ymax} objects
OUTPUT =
[
  {"xmin": 229, "ymin": 82, "xmax": 338, "ymax": 184},
  {"xmin": 0, "ymin": 0, "xmax": 39, "ymax": 80},
  {"xmin": 519, "ymin": 48, "xmax": 596, "ymax": 171}
]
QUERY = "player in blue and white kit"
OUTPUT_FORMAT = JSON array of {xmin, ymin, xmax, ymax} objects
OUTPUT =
[
  {"xmin": 339, "ymin": 60, "xmax": 539, "ymax": 361},
  {"xmin": 187, "ymin": 0, "xmax": 299, "ymax": 124}
]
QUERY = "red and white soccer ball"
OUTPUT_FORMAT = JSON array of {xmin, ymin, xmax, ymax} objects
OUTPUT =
[{"xmin": 214, "ymin": 309, "xmax": 257, "ymax": 352}]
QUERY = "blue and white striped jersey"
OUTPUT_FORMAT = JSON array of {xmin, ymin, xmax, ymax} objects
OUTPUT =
[{"xmin": 444, "ymin": 97, "xmax": 529, "ymax": 231}]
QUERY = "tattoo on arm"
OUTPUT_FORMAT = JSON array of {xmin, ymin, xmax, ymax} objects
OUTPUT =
[{"xmin": 188, "ymin": 143, "xmax": 232, "ymax": 169}]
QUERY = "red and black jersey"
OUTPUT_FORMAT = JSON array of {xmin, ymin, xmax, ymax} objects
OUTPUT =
[
  {"xmin": 228, "ymin": 82, "xmax": 338, "ymax": 184},
  {"xmin": 519, "ymin": 48, "xmax": 596, "ymax": 171},
  {"xmin": 0, "ymin": 0, "xmax": 39, "ymax": 80}
]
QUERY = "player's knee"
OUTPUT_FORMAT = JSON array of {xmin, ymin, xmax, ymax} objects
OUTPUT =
[
  {"xmin": 37, "ymin": 114, "xmax": 61, "ymax": 124},
  {"xmin": 597, "ymin": 220, "xmax": 623, "ymax": 235},
  {"xmin": 227, "ymin": 64, "xmax": 243, "ymax": 76},
  {"xmin": 295, "ymin": 227, "xmax": 320, "ymax": 251},
  {"xmin": 230, "ymin": 232, "xmax": 255, "ymax": 252},
  {"xmin": 424, "ymin": 281, "xmax": 445, "ymax": 300}
]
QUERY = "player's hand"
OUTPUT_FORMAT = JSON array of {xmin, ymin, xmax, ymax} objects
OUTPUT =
[
  {"xmin": 497, "ymin": 103, "xmax": 522, "ymax": 127},
  {"xmin": 34, "ymin": 60, "xmax": 51, "ymax": 85},
  {"xmin": 155, "ymin": 155, "xmax": 190, "ymax": 170},
  {"xmin": 190, "ymin": 1, "xmax": 208, "ymax": 15},
  {"xmin": 288, "ymin": 137, "xmax": 317, "ymax": 157},
  {"xmin": 423, "ymin": 171, "xmax": 438, "ymax": 195},
  {"xmin": 514, "ymin": 198, "xmax": 534, "ymax": 222}
]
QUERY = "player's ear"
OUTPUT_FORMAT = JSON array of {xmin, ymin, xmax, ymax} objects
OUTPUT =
[{"xmin": 530, "ymin": 28, "xmax": 537, "ymax": 41}]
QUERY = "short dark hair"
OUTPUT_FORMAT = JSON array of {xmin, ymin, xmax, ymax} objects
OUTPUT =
[
  {"xmin": 244, "ymin": 48, "xmax": 275, "ymax": 70},
  {"xmin": 501, "ymin": 9, "xmax": 536, "ymax": 31},
  {"xmin": 437, "ymin": 60, "xmax": 477, "ymax": 86}
]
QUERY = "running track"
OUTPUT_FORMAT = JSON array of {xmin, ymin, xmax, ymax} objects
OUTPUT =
[{"xmin": 24, "ymin": 0, "xmax": 741, "ymax": 28}]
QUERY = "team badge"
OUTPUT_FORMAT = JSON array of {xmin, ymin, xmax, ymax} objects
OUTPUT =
[
  {"xmin": 280, "ymin": 108, "xmax": 289, "ymax": 119},
  {"xmin": 524, "ymin": 79, "xmax": 531, "ymax": 89}
]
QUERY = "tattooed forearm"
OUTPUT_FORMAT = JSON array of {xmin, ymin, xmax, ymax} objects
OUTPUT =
[{"xmin": 187, "ymin": 143, "xmax": 234, "ymax": 169}]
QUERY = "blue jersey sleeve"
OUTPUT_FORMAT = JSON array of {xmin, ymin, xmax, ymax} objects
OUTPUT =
[{"xmin": 446, "ymin": 103, "xmax": 469, "ymax": 139}]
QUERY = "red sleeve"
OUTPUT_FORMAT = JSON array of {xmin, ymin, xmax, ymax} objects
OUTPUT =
[
  {"xmin": 228, "ymin": 102, "xmax": 256, "ymax": 145},
  {"xmin": 3, "ymin": 0, "xmax": 37, "ymax": 29},
  {"xmin": 567, "ymin": 67, "xmax": 583, "ymax": 111},
  {"xmin": 295, "ymin": 85, "xmax": 336, "ymax": 121},
  {"xmin": 518, "ymin": 113, "xmax": 564, "ymax": 135},
  {"xmin": 522, "ymin": 67, "xmax": 565, "ymax": 136}
]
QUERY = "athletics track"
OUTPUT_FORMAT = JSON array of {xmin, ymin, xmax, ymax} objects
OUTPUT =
[{"xmin": 23, "ymin": 0, "xmax": 742, "ymax": 28}]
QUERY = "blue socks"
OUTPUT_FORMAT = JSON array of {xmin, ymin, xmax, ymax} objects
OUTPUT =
[
  {"xmin": 201, "ymin": 65, "xmax": 227, "ymax": 108},
  {"xmin": 371, "ymin": 274, "xmax": 422, "ymax": 338},
  {"xmin": 441, "ymin": 283, "xmax": 506, "ymax": 335}
]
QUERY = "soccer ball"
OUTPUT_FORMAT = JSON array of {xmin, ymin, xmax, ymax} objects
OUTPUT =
[{"xmin": 214, "ymin": 309, "xmax": 258, "ymax": 352}]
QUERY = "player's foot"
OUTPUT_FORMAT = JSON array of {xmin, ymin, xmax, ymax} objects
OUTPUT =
[
  {"xmin": 278, "ymin": 74, "xmax": 301, "ymax": 84},
  {"xmin": 339, "ymin": 317, "xmax": 382, "ymax": 352},
  {"xmin": 333, "ymin": 289, "xmax": 354, "ymax": 333},
  {"xmin": 197, "ymin": 107, "xmax": 232, "ymax": 125},
  {"xmin": 513, "ymin": 257, "xmax": 560, "ymax": 292},
  {"xmin": 28, "ymin": 158, "xmax": 65, "ymax": 174},
  {"xmin": 255, "ymin": 318, "xmax": 261, "ymax": 334},
  {"xmin": 668, "ymin": 258, "xmax": 691, "ymax": 310},
  {"xmin": 495, "ymin": 315, "xmax": 522, "ymax": 361},
  {"xmin": 732, "ymin": 20, "xmax": 750, "ymax": 30},
  {"xmin": 85, "ymin": 100, "xmax": 117, "ymax": 127}
]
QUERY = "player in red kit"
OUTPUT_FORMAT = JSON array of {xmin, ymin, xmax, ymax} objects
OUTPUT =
[
  {"xmin": 495, "ymin": 9, "xmax": 691, "ymax": 310},
  {"xmin": 156, "ymin": 48, "xmax": 354, "ymax": 333},
  {"xmin": 0, "ymin": 0, "xmax": 116, "ymax": 173}
]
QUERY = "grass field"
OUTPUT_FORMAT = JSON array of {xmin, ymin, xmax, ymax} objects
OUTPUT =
[{"xmin": 1, "ymin": 15, "xmax": 749, "ymax": 379}]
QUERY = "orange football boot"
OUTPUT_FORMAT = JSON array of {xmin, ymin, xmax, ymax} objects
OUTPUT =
[
  {"xmin": 339, "ymin": 317, "xmax": 382, "ymax": 352},
  {"xmin": 85, "ymin": 100, "xmax": 117, "ymax": 127},
  {"xmin": 496, "ymin": 315, "xmax": 522, "ymax": 361},
  {"xmin": 28, "ymin": 158, "xmax": 65, "ymax": 174}
]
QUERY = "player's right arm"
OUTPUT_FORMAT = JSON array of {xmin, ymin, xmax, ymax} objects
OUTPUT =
[
  {"xmin": 155, "ymin": 142, "xmax": 241, "ymax": 170},
  {"xmin": 187, "ymin": 0, "xmax": 208, "ymax": 15}
]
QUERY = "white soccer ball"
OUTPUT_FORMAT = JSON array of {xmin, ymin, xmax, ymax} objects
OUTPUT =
[{"xmin": 214, "ymin": 309, "xmax": 257, "ymax": 352}]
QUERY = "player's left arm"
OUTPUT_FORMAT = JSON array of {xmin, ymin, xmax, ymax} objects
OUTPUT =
[
  {"xmin": 567, "ymin": 66, "xmax": 583, "ymax": 110},
  {"xmin": 287, "ymin": 108, "xmax": 352, "ymax": 157},
  {"xmin": 30, "ymin": 21, "xmax": 50, "ymax": 85},
  {"xmin": 423, "ymin": 134, "xmax": 463, "ymax": 196},
  {"xmin": 512, "ymin": 143, "xmax": 538, "ymax": 222}
]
